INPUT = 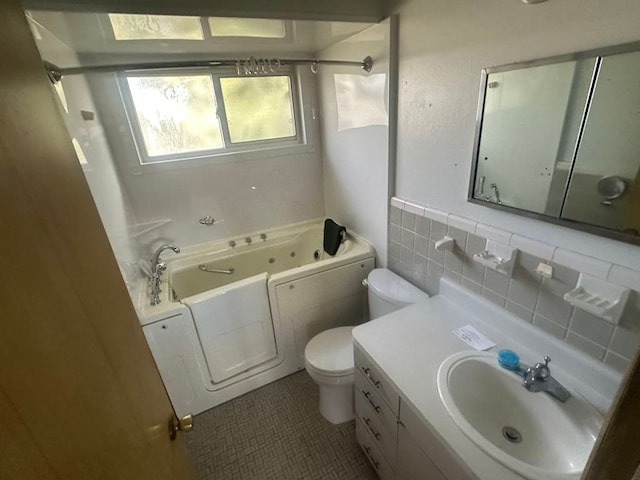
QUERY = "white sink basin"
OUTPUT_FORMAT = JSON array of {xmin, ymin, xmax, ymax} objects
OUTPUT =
[{"xmin": 437, "ymin": 351, "xmax": 603, "ymax": 480}]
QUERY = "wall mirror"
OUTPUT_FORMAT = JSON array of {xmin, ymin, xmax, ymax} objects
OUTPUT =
[{"xmin": 469, "ymin": 42, "xmax": 640, "ymax": 245}]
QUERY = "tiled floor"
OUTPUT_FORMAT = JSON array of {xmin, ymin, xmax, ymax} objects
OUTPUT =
[{"xmin": 186, "ymin": 371, "xmax": 378, "ymax": 480}]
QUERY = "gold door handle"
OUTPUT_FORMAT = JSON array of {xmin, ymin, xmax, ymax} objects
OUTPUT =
[{"xmin": 169, "ymin": 414, "xmax": 193, "ymax": 441}]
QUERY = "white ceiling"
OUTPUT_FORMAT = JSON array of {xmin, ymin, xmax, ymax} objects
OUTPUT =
[{"xmin": 28, "ymin": 10, "xmax": 373, "ymax": 67}]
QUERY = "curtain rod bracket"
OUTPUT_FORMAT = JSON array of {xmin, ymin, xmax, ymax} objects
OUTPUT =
[
  {"xmin": 44, "ymin": 61, "xmax": 63, "ymax": 84},
  {"xmin": 362, "ymin": 56, "xmax": 373, "ymax": 73}
]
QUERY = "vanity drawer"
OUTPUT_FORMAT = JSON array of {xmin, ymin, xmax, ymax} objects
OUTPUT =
[
  {"xmin": 355, "ymin": 370, "xmax": 398, "ymax": 435},
  {"xmin": 355, "ymin": 385, "xmax": 397, "ymax": 465},
  {"xmin": 356, "ymin": 418, "xmax": 395, "ymax": 480},
  {"xmin": 354, "ymin": 346, "xmax": 400, "ymax": 415}
]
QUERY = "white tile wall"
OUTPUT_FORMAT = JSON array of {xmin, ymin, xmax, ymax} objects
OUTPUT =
[
  {"xmin": 405, "ymin": 201, "xmax": 426, "ymax": 216},
  {"xmin": 448, "ymin": 214, "xmax": 477, "ymax": 233},
  {"xmin": 608, "ymin": 265, "xmax": 640, "ymax": 291},
  {"xmin": 388, "ymin": 197, "xmax": 640, "ymax": 372},
  {"xmin": 476, "ymin": 223, "xmax": 512, "ymax": 246},
  {"xmin": 510, "ymin": 235, "xmax": 556, "ymax": 261},
  {"xmin": 423, "ymin": 207, "xmax": 449, "ymax": 225},
  {"xmin": 390, "ymin": 197, "xmax": 406, "ymax": 210},
  {"xmin": 552, "ymin": 249, "xmax": 612, "ymax": 280}
]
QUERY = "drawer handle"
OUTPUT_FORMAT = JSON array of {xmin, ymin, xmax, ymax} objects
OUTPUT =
[
  {"xmin": 363, "ymin": 416, "xmax": 381, "ymax": 440},
  {"xmin": 362, "ymin": 390, "xmax": 381, "ymax": 413},
  {"xmin": 363, "ymin": 445, "xmax": 381, "ymax": 470},
  {"xmin": 362, "ymin": 367, "xmax": 382, "ymax": 389}
]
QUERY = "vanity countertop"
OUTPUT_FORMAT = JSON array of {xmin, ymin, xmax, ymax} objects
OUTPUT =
[{"xmin": 352, "ymin": 278, "xmax": 621, "ymax": 480}]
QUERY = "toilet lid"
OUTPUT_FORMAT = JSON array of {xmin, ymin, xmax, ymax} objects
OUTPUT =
[
  {"xmin": 305, "ymin": 326, "xmax": 354, "ymax": 375},
  {"xmin": 368, "ymin": 268, "xmax": 430, "ymax": 306}
]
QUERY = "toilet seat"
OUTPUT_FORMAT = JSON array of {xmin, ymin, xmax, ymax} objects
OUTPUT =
[{"xmin": 304, "ymin": 326, "xmax": 354, "ymax": 376}]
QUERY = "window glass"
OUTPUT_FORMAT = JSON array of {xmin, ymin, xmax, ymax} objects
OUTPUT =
[
  {"xmin": 207, "ymin": 17, "xmax": 286, "ymax": 38},
  {"xmin": 220, "ymin": 76, "xmax": 296, "ymax": 143},
  {"xmin": 109, "ymin": 14, "xmax": 204, "ymax": 40},
  {"xmin": 127, "ymin": 75, "xmax": 223, "ymax": 157}
]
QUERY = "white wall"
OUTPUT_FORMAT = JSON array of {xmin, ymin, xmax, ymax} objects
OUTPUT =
[
  {"xmin": 33, "ymin": 12, "xmax": 327, "ymax": 284},
  {"xmin": 33, "ymin": 9, "xmax": 389, "ymax": 275},
  {"xmin": 318, "ymin": 19, "xmax": 392, "ymax": 265},
  {"xmin": 89, "ymin": 67, "xmax": 325, "ymax": 254},
  {"xmin": 391, "ymin": 0, "xmax": 640, "ymax": 270},
  {"xmin": 30, "ymin": 17, "xmax": 142, "ymax": 289}
]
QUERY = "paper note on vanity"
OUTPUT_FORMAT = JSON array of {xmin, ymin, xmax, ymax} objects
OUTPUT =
[{"xmin": 452, "ymin": 325, "xmax": 496, "ymax": 351}]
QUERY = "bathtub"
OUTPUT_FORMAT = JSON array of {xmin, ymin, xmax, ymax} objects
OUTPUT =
[{"xmin": 136, "ymin": 219, "xmax": 374, "ymax": 417}]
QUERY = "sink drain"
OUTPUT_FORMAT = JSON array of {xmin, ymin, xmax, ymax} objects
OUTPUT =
[{"xmin": 502, "ymin": 426, "xmax": 522, "ymax": 443}]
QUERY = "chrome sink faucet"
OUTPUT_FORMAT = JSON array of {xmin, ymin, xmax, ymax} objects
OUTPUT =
[
  {"xmin": 522, "ymin": 356, "xmax": 571, "ymax": 402},
  {"xmin": 149, "ymin": 244, "xmax": 180, "ymax": 306}
]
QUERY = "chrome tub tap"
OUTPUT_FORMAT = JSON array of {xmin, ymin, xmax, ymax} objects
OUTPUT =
[{"xmin": 149, "ymin": 244, "xmax": 180, "ymax": 306}]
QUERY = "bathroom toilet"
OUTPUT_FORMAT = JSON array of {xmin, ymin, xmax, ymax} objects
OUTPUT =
[{"xmin": 304, "ymin": 268, "xmax": 430, "ymax": 424}]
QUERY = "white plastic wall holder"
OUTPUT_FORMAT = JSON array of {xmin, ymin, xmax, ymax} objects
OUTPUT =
[
  {"xmin": 435, "ymin": 236, "xmax": 455, "ymax": 252},
  {"xmin": 563, "ymin": 273, "xmax": 630, "ymax": 325},
  {"xmin": 535, "ymin": 262, "xmax": 554, "ymax": 279},
  {"xmin": 472, "ymin": 240, "xmax": 518, "ymax": 277}
]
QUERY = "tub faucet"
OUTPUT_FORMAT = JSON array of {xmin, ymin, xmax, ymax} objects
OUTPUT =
[
  {"xmin": 522, "ymin": 356, "xmax": 571, "ymax": 402},
  {"xmin": 149, "ymin": 244, "xmax": 180, "ymax": 306}
]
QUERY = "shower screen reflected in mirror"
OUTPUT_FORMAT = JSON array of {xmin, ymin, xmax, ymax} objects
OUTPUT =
[
  {"xmin": 561, "ymin": 50, "xmax": 640, "ymax": 237},
  {"xmin": 469, "ymin": 43, "xmax": 640, "ymax": 244}
]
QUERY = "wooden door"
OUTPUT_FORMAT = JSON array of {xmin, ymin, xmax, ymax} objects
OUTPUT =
[
  {"xmin": 583, "ymin": 345, "xmax": 640, "ymax": 479},
  {"xmin": 0, "ymin": 1, "xmax": 196, "ymax": 478}
]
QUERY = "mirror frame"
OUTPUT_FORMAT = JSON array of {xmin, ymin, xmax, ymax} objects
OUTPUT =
[{"xmin": 468, "ymin": 40, "xmax": 640, "ymax": 246}]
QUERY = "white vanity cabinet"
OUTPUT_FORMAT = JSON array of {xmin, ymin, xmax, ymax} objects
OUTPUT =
[
  {"xmin": 354, "ymin": 346, "xmax": 398, "ymax": 479},
  {"xmin": 352, "ymin": 279, "xmax": 619, "ymax": 480},
  {"xmin": 399, "ymin": 397, "xmax": 475, "ymax": 480},
  {"xmin": 354, "ymin": 344, "xmax": 474, "ymax": 480},
  {"xmin": 396, "ymin": 422, "xmax": 445, "ymax": 480},
  {"xmin": 356, "ymin": 419, "xmax": 396, "ymax": 480}
]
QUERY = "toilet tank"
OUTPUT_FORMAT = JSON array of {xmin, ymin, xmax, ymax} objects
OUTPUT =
[{"xmin": 367, "ymin": 268, "xmax": 430, "ymax": 319}]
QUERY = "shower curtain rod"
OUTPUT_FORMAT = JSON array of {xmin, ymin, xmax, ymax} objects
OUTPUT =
[{"xmin": 44, "ymin": 56, "xmax": 373, "ymax": 84}]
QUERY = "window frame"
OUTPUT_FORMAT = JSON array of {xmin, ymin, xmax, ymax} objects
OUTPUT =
[
  {"xmin": 118, "ymin": 67, "xmax": 304, "ymax": 166},
  {"xmin": 99, "ymin": 14, "xmax": 294, "ymax": 44},
  {"xmin": 106, "ymin": 13, "xmax": 206, "ymax": 41}
]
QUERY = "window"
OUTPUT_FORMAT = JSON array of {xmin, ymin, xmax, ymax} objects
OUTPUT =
[
  {"xmin": 207, "ymin": 17, "xmax": 286, "ymax": 38},
  {"xmin": 108, "ymin": 14, "xmax": 204, "ymax": 40},
  {"xmin": 106, "ymin": 14, "xmax": 288, "ymax": 41},
  {"xmin": 220, "ymin": 76, "xmax": 296, "ymax": 143},
  {"xmin": 127, "ymin": 75, "xmax": 223, "ymax": 156},
  {"xmin": 121, "ymin": 71, "xmax": 299, "ymax": 164}
]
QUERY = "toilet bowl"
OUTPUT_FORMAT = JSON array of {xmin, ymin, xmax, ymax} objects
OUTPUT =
[
  {"xmin": 304, "ymin": 268, "xmax": 430, "ymax": 424},
  {"xmin": 304, "ymin": 326, "xmax": 355, "ymax": 424}
]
